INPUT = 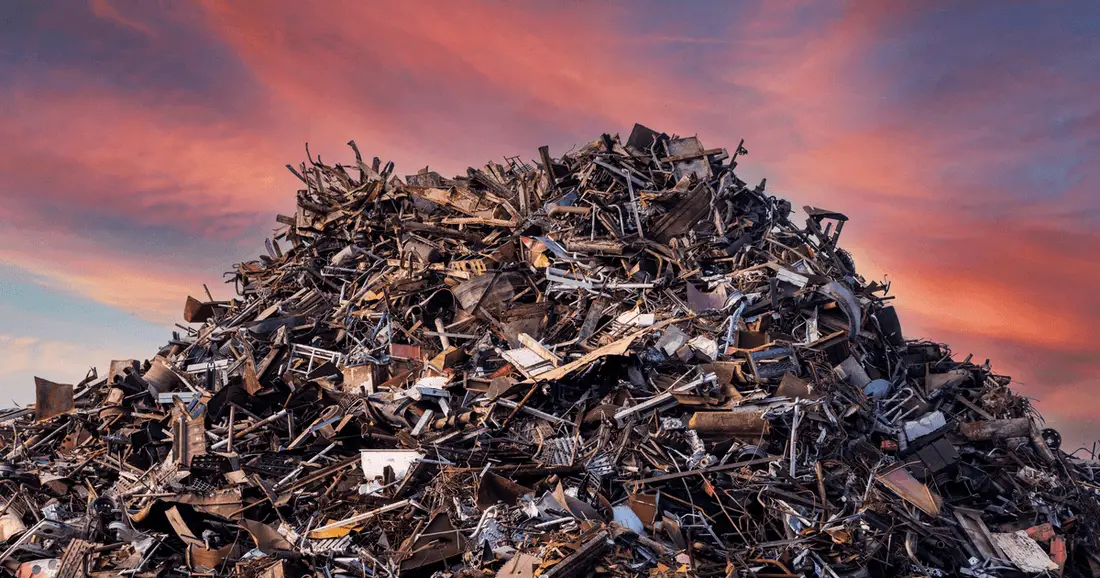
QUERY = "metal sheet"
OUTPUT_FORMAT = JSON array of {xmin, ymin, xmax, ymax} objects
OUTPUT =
[
  {"xmin": 877, "ymin": 464, "xmax": 941, "ymax": 517},
  {"xmin": 33, "ymin": 378, "xmax": 73, "ymax": 421}
]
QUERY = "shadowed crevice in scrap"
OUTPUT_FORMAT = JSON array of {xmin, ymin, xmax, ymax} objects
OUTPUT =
[{"xmin": 2, "ymin": 125, "xmax": 1097, "ymax": 577}]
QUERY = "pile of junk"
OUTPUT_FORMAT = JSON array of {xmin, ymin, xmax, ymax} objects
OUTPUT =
[{"xmin": 3, "ymin": 124, "xmax": 1099, "ymax": 578}]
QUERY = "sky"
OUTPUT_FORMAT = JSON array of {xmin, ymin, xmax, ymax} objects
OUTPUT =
[{"xmin": 1, "ymin": 1, "xmax": 1098, "ymax": 448}]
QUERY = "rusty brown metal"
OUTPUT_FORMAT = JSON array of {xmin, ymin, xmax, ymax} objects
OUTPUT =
[
  {"xmin": 33, "ymin": 377, "xmax": 73, "ymax": 421},
  {"xmin": 0, "ymin": 126, "xmax": 1092, "ymax": 578}
]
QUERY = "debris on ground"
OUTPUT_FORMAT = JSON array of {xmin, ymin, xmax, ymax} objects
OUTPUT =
[{"xmin": 3, "ymin": 125, "xmax": 1099, "ymax": 578}]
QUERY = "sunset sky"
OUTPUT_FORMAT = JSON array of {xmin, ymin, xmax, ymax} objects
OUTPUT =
[{"xmin": 1, "ymin": 1, "xmax": 1098, "ymax": 448}]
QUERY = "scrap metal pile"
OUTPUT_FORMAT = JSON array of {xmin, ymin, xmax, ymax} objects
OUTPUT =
[{"xmin": 4, "ymin": 125, "xmax": 1100, "ymax": 578}]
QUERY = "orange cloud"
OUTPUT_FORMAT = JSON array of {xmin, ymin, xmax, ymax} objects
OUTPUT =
[{"xmin": 0, "ymin": 222, "xmax": 218, "ymax": 322}]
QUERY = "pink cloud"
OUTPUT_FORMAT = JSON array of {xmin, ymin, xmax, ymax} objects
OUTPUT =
[
  {"xmin": 0, "ymin": 88, "xmax": 293, "ymax": 234},
  {"xmin": 88, "ymin": 0, "xmax": 156, "ymax": 36}
]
